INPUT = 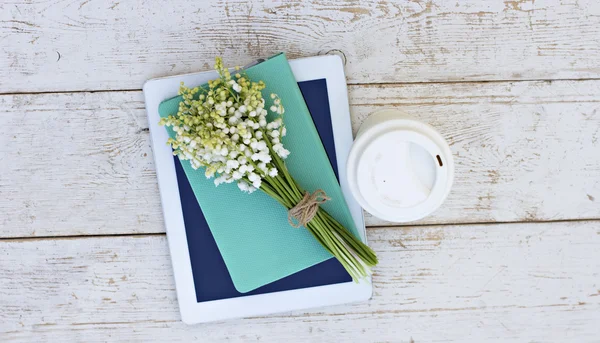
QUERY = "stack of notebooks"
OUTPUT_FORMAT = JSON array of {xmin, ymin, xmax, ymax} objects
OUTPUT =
[{"xmin": 144, "ymin": 53, "xmax": 371, "ymax": 324}]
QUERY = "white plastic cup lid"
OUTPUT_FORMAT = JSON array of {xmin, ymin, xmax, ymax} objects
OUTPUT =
[{"xmin": 347, "ymin": 110, "xmax": 454, "ymax": 223}]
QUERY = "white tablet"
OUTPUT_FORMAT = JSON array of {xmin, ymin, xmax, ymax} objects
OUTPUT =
[{"xmin": 144, "ymin": 55, "xmax": 372, "ymax": 324}]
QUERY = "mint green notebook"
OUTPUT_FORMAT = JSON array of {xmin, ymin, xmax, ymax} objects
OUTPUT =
[{"xmin": 159, "ymin": 53, "xmax": 359, "ymax": 293}]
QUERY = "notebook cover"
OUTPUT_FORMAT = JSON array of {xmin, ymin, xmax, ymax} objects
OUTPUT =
[
  {"xmin": 178, "ymin": 79, "xmax": 351, "ymax": 302},
  {"xmin": 159, "ymin": 53, "xmax": 359, "ymax": 293}
]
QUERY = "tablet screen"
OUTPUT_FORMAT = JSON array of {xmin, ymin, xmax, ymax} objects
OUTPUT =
[{"xmin": 174, "ymin": 78, "xmax": 352, "ymax": 302}]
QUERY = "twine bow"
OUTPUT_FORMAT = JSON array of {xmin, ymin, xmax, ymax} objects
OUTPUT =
[{"xmin": 288, "ymin": 190, "xmax": 331, "ymax": 228}]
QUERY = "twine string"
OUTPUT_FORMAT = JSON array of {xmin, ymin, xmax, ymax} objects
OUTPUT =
[{"xmin": 288, "ymin": 190, "xmax": 331, "ymax": 228}]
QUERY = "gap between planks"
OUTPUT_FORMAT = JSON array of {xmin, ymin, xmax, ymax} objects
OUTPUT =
[
  {"xmin": 2, "ymin": 77, "xmax": 600, "ymax": 97},
  {"xmin": 2, "ymin": 218, "xmax": 599, "ymax": 243}
]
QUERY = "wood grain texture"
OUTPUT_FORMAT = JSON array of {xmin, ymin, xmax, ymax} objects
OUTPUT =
[
  {"xmin": 1, "ymin": 221, "xmax": 599, "ymax": 342},
  {"xmin": 351, "ymin": 80, "xmax": 600, "ymax": 226},
  {"xmin": 1, "ymin": 0, "xmax": 600, "ymax": 93},
  {"xmin": 2, "ymin": 79, "xmax": 600, "ymax": 237}
]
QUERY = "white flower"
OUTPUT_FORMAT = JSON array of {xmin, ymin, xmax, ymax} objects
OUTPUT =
[
  {"xmin": 278, "ymin": 148, "xmax": 290, "ymax": 159},
  {"xmin": 248, "ymin": 173, "xmax": 260, "ymax": 182},
  {"xmin": 272, "ymin": 143, "xmax": 290, "ymax": 159},
  {"xmin": 258, "ymin": 153, "xmax": 272, "ymax": 163},
  {"xmin": 205, "ymin": 167, "xmax": 216, "ymax": 178},
  {"xmin": 214, "ymin": 175, "xmax": 227, "ymax": 186},
  {"xmin": 281, "ymin": 127, "xmax": 287, "ymax": 137},
  {"xmin": 257, "ymin": 162, "xmax": 267, "ymax": 172},
  {"xmin": 238, "ymin": 181, "xmax": 250, "ymax": 192},
  {"xmin": 159, "ymin": 76, "xmax": 290, "ymax": 195},
  {"xmin": 226, "ymin": 160, "xmax": 240, "ymax": 169},
  {"xmin": 269, "ymin": 120, "xmax": 281, "ymax": 130}
]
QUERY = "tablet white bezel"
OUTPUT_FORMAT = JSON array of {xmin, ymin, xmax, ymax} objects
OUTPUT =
[{"xmin": 144, "ymin": 55, "xmax": 371, "ymax": 324}]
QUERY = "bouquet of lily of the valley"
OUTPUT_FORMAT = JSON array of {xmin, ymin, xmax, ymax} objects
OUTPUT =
[{"xmin": 159, "ymin": 57, "xmax": 377, "ymax": 281}]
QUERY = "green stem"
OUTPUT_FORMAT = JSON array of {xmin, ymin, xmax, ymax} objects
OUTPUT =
[
  {"xmin": 317, "ymin": 214, "xmax": 373, "ymax": 276},
  {"xmin": 258, "ymin": 136, "xmax": 377, "ymax": 281},
  {"xmin": 259, "ymin": 182, "xmax": 291, "ymax": 209},
  {"xmin": 270, "ymin": 175, "xmax": 299, "ymax": 205},
  {"xmin": 278, "ymin": 162, "xmax": 303, "ymax": 199},
  {"xmin": 310, "ymin": 215, "xmax": 363, "ymax": 279},
  {"xmin": 318, "ymin": 212, "xmax": 377, "ymax": 265},
  {"xmin": 320, "ymin": 210, "xmax": 378, "ymax": 265},
  {"xmin": 303, "ymin": 222, "xmax": 329, "ymax": 252},
  {"xmin": 262, "ymin": 135, "xmax": 303, "ymax": 199},
  {"xmin": 316, "ymin": 211, "xmax": 364, "ymax": 256},
  {"xmin": 307, "ymin": 219, "xmax": 359, "ymax": 280}
]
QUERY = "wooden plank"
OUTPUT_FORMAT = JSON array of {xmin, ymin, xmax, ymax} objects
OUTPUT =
[
  {"xmin": 1, "ymin": 0, "xmax": 600, "ymax": 92},
  {"xmin": 1, "ymin": 221, "xmax": 598, "ymax": 342},
  {"xmin": 2, "ymin": 79, "xmax": 600, "ymax": 237},
  {"xmin": 352, "ymin": 80, "xmax": 600, "ymax": 226},
  {"xmin": 0, "ymin": 91, "xmax": 158, "ymax": 237}
]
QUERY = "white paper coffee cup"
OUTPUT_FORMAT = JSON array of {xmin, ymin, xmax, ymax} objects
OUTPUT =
[{"xmin": 347, "ymin": 109, "xmax": 454, "ymax": 222}]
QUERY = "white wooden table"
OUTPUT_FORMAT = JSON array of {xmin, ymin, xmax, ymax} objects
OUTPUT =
[{"xmin": 1, "ymin": 1, "xmax": 600, "ymax": 342}]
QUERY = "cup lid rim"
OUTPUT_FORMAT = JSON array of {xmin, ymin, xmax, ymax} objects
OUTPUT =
[{"xmin": 347, "ymin": 113, "xmax": 454, "ymax": 223}]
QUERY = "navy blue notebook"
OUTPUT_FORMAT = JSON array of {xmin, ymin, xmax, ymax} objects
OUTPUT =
[{"xmin": 174, "ymin": 79, "xmax": 351, "ymax": 303}]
